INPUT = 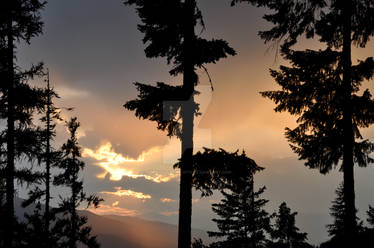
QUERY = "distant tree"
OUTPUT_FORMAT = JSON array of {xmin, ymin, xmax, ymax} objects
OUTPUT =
[
  {"xmin": 54, "ymin": 118, "xmax": 102, "ymax": 248},
  {"xmin": 0, "ymin": 0, "xmax": 47, "ymax": 246},
  {"xmin": 192, "ymin": 238, "xmax": 208, "ymax": 248},
  {"xmin": 22, "ymin": 71, "xmax": 68, "ymax": 248},
  {"xmin": 269, "ymin": 202, "xmax": 310, "ymax": 248},
  {"xmin": 207, "ymin": 171, "xmax": 270, "ymax": 248},
  {"xmin": 233, "ymin": 0, "xmax": 374, "ymax": 242},
  {"xmin": 367, "ymin": 205, "xmax": 374, "ymax": 228},
  {"xmin": 124, "ymin": 1, "xmax": 235, "ymax": 247}
]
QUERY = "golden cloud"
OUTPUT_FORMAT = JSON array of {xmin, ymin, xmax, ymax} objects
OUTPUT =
[
  {"xmin": 160, "ymin": 198, "xmax": 176, "ymax": 203},
  {"xmin": 88, "ymin": 204, "xmax": 138, "ymax": 217},
  {"xmin": 101, "ymin": 187, "xmax": 152, "ymax": 200},
  {"xmin": 160, "ymin": 211, "xmax": 179, "ymax": 216},
  {"xmin": 82, "ymin": 142, "xmax": 178, "ymax": 182},
  {"xmin": 112, "ymin": 201, "xmax": 119, "ymax": 207}
]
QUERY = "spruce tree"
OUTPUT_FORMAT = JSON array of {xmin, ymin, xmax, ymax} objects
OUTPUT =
[
  {"xmin": 54, "ymin": 118, "xmax": 102, "ymax": 248},
  {"xmin": 233, "ymin": 0, "xmax": 374, "ymax": 242},
  {"xmin": 367, "ymin": 205, "xmax": 374, "ymax": 228},
  {"xmin": 270, "ymin": 202, "xmax": 310, "ymax": 248},
  {"xmin": 260, "ymin": 46, "xmax": 374, "ymax": 242},
  {"xmin": 208, "ymin": 173, "xmax": 270, "ymax": 248},
  {"xmin": 22, "ymin": 70, "xmax": 66, "ymax": 248},
  {"xmin": 0, "ymin": 0, "xmax": 47, "ymax": 246},
  {"xmin": 124, "ymin": 1, "xmax": 235, "ymax": 247}
]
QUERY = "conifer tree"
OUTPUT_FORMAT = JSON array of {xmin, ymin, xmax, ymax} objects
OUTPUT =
[
  {"xmin": 260, "ymin": 46, "xmax": 374, "ymax": 242},
  {"xmin": 124, "ymin": 1, "xmax": 235, "ymax": 247},
  {"xmin": 0, "ymin": 0, "xmax": 47, "ymax": 246},
  {"xmin": 54, "ymin": 118, "xmax": 102, "ymax": 248},
  {"xmin": 367, "ymin": 205, "xmax": 374, "ymax": 228},
  {"xmin": 233, "ymin": 0, "xmax": 374, "ymax": 241},
  {"xmin": 208, "ymin": 172, "xmax": 270, "ymax": 248},
  {"xmin": 270, "ymin": 202, "xmax": 310, "ymax": 248},
  {"xmin": 22, "ymin": 70, "xmax": 67, "ymax": 248}
]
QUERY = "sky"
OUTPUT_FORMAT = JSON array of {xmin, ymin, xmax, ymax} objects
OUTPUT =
[{"xmin": 17, "ymin": 0, "xmax": 374, "ymax": 245}]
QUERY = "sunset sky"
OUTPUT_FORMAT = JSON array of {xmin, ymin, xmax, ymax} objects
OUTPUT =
[{"xmin": 17, "ymin": 0, "xmax": 374, "ymax": 244}]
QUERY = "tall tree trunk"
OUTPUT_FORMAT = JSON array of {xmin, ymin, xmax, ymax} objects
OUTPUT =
[
  {"xmin": 178, "ymin": 0, "xmax": 195, "ymax": 247},
  {"xmin": 342, "ymin": 0, "xmax": 356, "ymax": 243},
  {"xmin": 45, "ymin": 70, "xmax": 51, "ymax": 245},
  {"xmin": 5, "ymin": 3, "xmax": 15, "ymax": 246},
  {"xmin": 70, "ymin": 185, "xmax": 77, "ymax": 248}
]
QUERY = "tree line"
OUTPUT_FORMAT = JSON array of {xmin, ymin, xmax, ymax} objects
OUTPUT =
[{"xmin": 1, "ymin": 0, "xmax": 374, "ymax": 248}]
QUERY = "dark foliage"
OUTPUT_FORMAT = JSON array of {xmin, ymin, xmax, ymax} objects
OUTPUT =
[
  {"xmin": 53, "ymin": 118, "xmax": 102, "ymax": 248},
  {"xmin": 124, "ymin": 1, "xmax": 235, "ymax": 248},
  {"xmin": 0, "ymin": 0, "xmax": 48, "ymax": 246},
  {"xmin": 261, "ymin": 48, "xmax": 374, "ymax": 174},
  {"xmin": 208, "ymin": 173, "xmax": 270, "ymax": 248},
  {"xmin": 269, "ymin": 202, "xmax": 311, "ymax": 248}
]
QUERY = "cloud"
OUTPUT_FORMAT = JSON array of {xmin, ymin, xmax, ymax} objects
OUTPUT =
[
  {"xmin": 160, "ymin": 198, "xmax": 176, "ymax": 203},
  {"xmin": 160, "ymin": 211, "xmax": 179, "ymax": 216},
  {"xmin": 55, "ymin": 85, "xmax": 90, "ymax": 99},
  {"xmin": 88, "ymin": 204, "xmax": 138, "ymax": 217},
  {"xmin": 112, "ymin": 201, "xmax": 119, "ymax": 207},
  {"xmin": 82, "ymin": 142, "xmax": 178, "ymax": 182},
  {"xmin": 101, "ymin": 187, "xmax": 152, "ymax": 200}
]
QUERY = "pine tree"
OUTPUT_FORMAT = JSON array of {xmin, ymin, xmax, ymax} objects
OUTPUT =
[
  {"xmin": 208, "ymin": 174, "xmax": 270, "ymax": 248},
  {"xmin": 270, "ymin": 202, "xmax": 310, "ymax": 248},
  {"xmin": 260, "ymin": 46, "xmax": 374, "ymax": 242},
  {"xmin": 22, "ymin": 70, "xmax": 67, "ymax": 248},
  {"xmin": 124, "ymin": 1, "xmax": 235, "ymax": 247},
  {"xmin": 367, "ymin": 205, "xmax": 374, "ymax": 228},
  {"xmin": 54, "ymin": 118, "xmax": 102, "ymax": 248},
  {"xmin": 233, "ymin": 0, "xmax": 374, "ymax": 242},
  {"xmin": 0, "ymin": 0, "xmax": 47, "ymax": 246}
]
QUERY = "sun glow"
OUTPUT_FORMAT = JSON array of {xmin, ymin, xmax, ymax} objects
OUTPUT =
[
  {"xmin": 89, "ymin": 204, "xmax": 138, "ymax": 217},
  {"xmin": 82, "ymin": 142, "xmax": 178, "ymax": 182},
  {"xmin": 101, "ymin": 187, "xmax": 152, "ymax": 200}
]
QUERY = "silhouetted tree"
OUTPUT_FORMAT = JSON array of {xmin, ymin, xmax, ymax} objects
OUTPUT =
[
  {"xmin": 367, "ymin": 205, "xmax": 374, "ymax": 228},
  {"xmin": 233, "ymin": 0, "xmax": 374, "ymax": 242},
  {"xmin": 208, "ymin": 173, "xmax": 270, "ymax": 248},
  {"xmin": 0, "ymin": 0, "xmax": 47, "ymax": 246},
  {"xmin": 54, "ymin": 118, "xmax": 102, "ymax": 248},
  {"xmin": 321, "ymin": 183, "xmax": 365, "ymax": 248},
  {"xmin": 261, "ymin": 46, "xmax": 374, "ymax": 242},
  {"xmin": 124, "ymin": 1, "xmax": 235, "ymax": 247},
  {"xmin": 269, "ymin": 202, "xmax": 310, "ymax": 248},
  {"xmin": 22, "ymin": 71, "xmax": 67, "ymax": 248}
]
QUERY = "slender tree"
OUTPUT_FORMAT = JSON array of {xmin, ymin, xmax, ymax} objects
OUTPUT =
[
  {"xmin": 367, "ymin": 205, "xmax": 374, "ymax": 228},
  {"xmin": 22, "ymin": 70, "xmax": 66, "ymax": 248},
  {"xmin": 124, "ymin": 1, "xmax": 235, "ymax": 247},
  {"xmin": 208, "ymin": 172, "xmax": 270, "ymax": 248},
  {"xmin": 233, "ymin": 0, "xmax": 374, "ymax": 242},
  {"xmin": 0, "ymin": 0, "xmax": 47, "ymax": 246},
  {"xmin": 54, "ymin": 118, "xmax": 102, "ymax": 248},
  {"xmin": 270, "ymin": 202, "xmax": 310, "ymax": 248}
]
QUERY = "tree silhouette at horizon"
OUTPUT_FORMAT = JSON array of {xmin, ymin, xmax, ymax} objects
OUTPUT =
[
  {"xmin": 123, "ymin": 1, "xmax": 235, "ymax": 247},
  {"xmin": 233, "ymin": 1, "xmax": 374, "ymax": 243},
  {"xmin": 0, "ymin": 1, "xmax": 48, "ymax": 246}
]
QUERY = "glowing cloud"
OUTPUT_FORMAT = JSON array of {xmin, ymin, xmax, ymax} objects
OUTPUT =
[
  {"xmin": 112, "ymin": 201, "xmax": 119, "ymax": 207},
  {"xmin": 82, "ymin": 142, "xmax": 178, "ymax": 182},
  {"xmin": 101, "ymin": 187, "xmax": 152, "ymax": 200},
  {"xmin": 160, "ymin": 198, "xmax": 176, "ymax": 203},
  {"xmin": 89, "ymin": 204, "xmax": 138, "ymax": 217},
  {"xmin": 160, "ymin": 211, "xmax": 179, "ymax": 216}
]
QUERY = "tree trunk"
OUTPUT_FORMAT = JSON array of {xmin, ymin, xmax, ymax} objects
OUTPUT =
[
  {"xmin": 178, "ymin": 0, "xmax": 195, "ymax": 248},
  {"xmin": 45, "ymin": 71, "xmax": 51, "ymax": 245},
  {"xmin": 342, "ymin": 0, "xmax": 357, "ymax": 243},
  {"xmin": 5, "ymin": 2, "xmax": 15, "ymax": 246}
]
